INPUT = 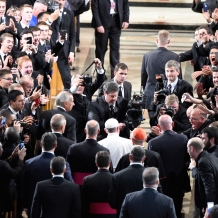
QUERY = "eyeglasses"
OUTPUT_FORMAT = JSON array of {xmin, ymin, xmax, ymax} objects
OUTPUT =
[
  {"xmin": 40, "ymin": 29, "xmax": 49, "ymax": 32},
  {"xmin": 189, "ymin": 117, "xmax": 200, "ymax": 121},
  {"xmin": 2, "ymin": 78, "xmax": 13, "ymax": 81},
  {"xmin": 24, "ymin": 84, "xmax": 34, "ymax": 89}
]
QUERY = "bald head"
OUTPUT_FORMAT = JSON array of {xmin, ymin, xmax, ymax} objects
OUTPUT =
[
  {"xmin": 158, "ymin": 115, "xmax": 173, "ymax": 131},
  {"xmin": 188, "ymin": 137, "xmax": 204, "ymax": 151},
  {"xmin": 85, "ymin": 120, "xmax": 100, "ymax": 137}
]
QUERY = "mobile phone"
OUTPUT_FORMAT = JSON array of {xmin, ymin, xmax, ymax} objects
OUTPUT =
[
  {"xmin": 36, "ymin": 86, "xmax": 42, "ymax": 91},
  {"xmin": 52, "ymin": 1, "xmax": 59, "ymax": 11},
  {"xmin": 60, "ymin": 30, "xmax": 66, "ymax": 40},
  {"xmin": 0, "ymin": 117, "xmax": 6, "ymax": 127},
  {"xmin": 203, "ymin": 3, "xmax": 209, "ymax": 12},
  {"xmin": 34, "ymin": 97, "xmax": 40, "ymax": 107},
  {"xmin": 19, "ymin": 142, "xmax": 24, "ymax": 150},
  {"xmin": 215, "ymin": 52, "xmax": 218, "ymax": 62},
  {"xmin": 5, "ymin": 17, "xmax": 10, "ymax": 26},
  {"xmin": 44, "ymin": 45, "xmax": 51, "ymax": 53},
  {"xmin": 207, "ymin": 202, "xmax": 214, "ymax": 213},
  {"xmin": 12, "ymin": 63, "xmax": 18, "ymax": 68},
  {"xmin": 26, "ymin": 37, "xmax": 32, "ymax": 44}
]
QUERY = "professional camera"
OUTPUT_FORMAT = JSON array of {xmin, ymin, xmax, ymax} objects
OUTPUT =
[
  {"xmin": 83, "ymin": 74, "xmax": 92, "ymax": 86},
  {"xmin": 126, "ymin": 93, "xmax": 144, "ymax": 128},
  {"xmin": 155, "ymin": 74, "xmax": 169, "ymax": 103},
  {"xmin": 164, "ymin": 106, "xmax": 174, "ymax": 117},
  {"xmin": 211, "ymin": 87, "xmax": 218, "ymax": 107}
]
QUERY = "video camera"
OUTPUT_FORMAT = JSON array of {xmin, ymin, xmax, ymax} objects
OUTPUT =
[
  {"xmin": 155, "ymin": 74, "xmax": 170, "ymax": 103},
  {"xmin": 47, "ymin": 0, "xmax": 59, "ymax": 13},
  {"xmin": 126, "ymin": 93, "xmax": 145, "ymax": 128}
]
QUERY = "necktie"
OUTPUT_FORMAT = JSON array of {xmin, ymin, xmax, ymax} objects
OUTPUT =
[
  {"xmin": 109, "ymin": 105, "xmax": 114, "ymax": 118},
  {"xmin": 16, "ymin": 113, "xmax": 21, "ymax": 120},
  {"xmin": 167, "ymin": 84, "xmax": 172, "ymax": 94},
  {"xmin": 4, "ymin": 55, "xmax": 7, "ymax": 60},
  {"xmin": 118, "ymin": 86, "xmax": 122, "ymax": 97}
]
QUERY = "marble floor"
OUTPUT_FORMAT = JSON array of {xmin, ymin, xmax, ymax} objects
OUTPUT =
[{"xmin": 71, "ymin": 27, "xmax": 197, "ymax": 218}]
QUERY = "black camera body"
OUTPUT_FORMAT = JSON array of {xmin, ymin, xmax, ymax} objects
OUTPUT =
[
  {"xmin": 83, "ymin": 74, "xmax": 92, "ymax": 86},
  {"xmin": 165, "ymin": 106, "xmax": 174, "ymax": 117},
  {"xmin": 156, "ymin": 89, "xmax": 170, "ymax": 103},
  {"xmin": 126, "ymin": 93, "xmax": 145, "ymax": 128}
]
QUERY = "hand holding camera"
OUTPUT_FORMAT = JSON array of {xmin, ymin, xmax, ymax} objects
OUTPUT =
[{"xmin": 94, "ymin": 58, "xmax": 102, "ymax": 70}]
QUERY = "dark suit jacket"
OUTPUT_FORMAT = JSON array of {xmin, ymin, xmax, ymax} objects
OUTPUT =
[
  {"xmin": 66, "ymin": 139, "xmax": 112, "ymax": 177},
  {"xmin": 31, "ymin": 177, "xmax": 81, "ymax": 218},
  {"xmin": 21, "ymin": 152, "xmax": 73, "ymax": 215},
  {"xmin": 0, "ymin": 86, "xmax": 8, "ymax": 108},
  {"xmin": 108, "ymin": 164, "xmax": 145, "ymax": 218},
  {"xmin": 35, "ymin": 133, "xmax": 74, "ymax": 158},
  {"xmin": 87, "ymin": 96, "xmax": 129, "ymax": 140},
  {"xmin": 179, "ymin": 42, "xmax": 208, "ymax": 72},
  {"xmin": 37, "ymin": 107, "xmax": 76, "ymax": 143},
  {"xmin": 148, "ymin": 130, "xmax": 191, "ymax": 195},
  {"xmin": 51, "ymin": 7, "xmax": 75, "ymax": 57},
  {"xmin": 91, "ymin": 0, "xmax": 129, "ymax": 29},
  {"xmin": 183, "ymin": 119, "xmax": 211, "ymax": 139},
  {"xmin": 115, "ymin": 149, "xmax": 166, "ymax": 180},
  {"xmin": 120, "ymin": 188, "xmax": 176, "ymax": 218},
  {"xmin": 0, "ymin": 159, "xmax": 24, "ymax": 213},
  {"xmin": 141, "ymin": 47, "xmax": 181, "ymax": 110},
  {"xmin": 81, "ymin": 169, "xmax": 115, "ymax": 218},
  {"xmin": 153, "ymin": 78, "xmax": 193, "ymax": 109},
  {"xmin": 98, "ymin": 79, "xmax": 132, "ymax": 101}
]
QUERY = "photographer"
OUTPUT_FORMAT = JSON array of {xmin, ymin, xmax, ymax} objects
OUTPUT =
[
  {"xmin": 153, "ymin": 60, "xmax": 193, "ymax": 111},
  {"xmin": 69, "ymin": 58, "xmax": 105, "ymax": 102},
  {"xmin": 149, "ymin": 95, "xmax": 191, "ymax": 141}
]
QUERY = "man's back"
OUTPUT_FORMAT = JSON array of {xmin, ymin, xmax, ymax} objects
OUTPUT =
[
  {"xmin": 22, "ymin": 152, "xmax": 72, "ymax": 214},
  {"xmin": 141, "ymin": 47, "xmax": 180, "ymax": 110},
  {"xmin": 81, "ymin": 169, "xmax": 114, "ymax": 218},
  {"xmin": 66, "ymin": 139, "xmax": 111, "ymax": 184},
  {"xmin": 31, "ymin": 177, "xmax": 81, "ymax": 218},
  {"xmin": 120, "ymin": 188, "xmax": 176, "ymax": 218},
  {"xmin": 109, "ymin": 164, "xmax": 144, "ymax": 217},
  {"xmin": 98, "ymin": 134, "xmax": 133, "ymax": 169}
]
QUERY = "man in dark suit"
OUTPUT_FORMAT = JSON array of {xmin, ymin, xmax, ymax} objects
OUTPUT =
[
  {"xmin": 16, "ymin": 4, "xmax": 32, "ymax": 36},
  {"xmin": 68, "ymin": 58, "xmax": 105, "ymax": 142},
  {"xmin": 91, "ymin": 0, "xmax": 129, "ymax": 78},
  {"xmin": 148, "ymin": 114, "xmax": 191, "ymax": 218},
  {"xmin": 153, "ymin": 60, "xmax": 193, "ymax": 109},
  {"xmin": 98, "ymin": 63, "xmax": 132, "ymax": 101},
  {"xmin": 183, "ymin": 108, "xmax": 211, "ymax": 139},
  {"xmin": 187, "ymin": 137, "xmax": 218, "ymax": 215},
  {"xmin": 115, "ymin": 127, "xmax": 166, "ymax": 181},
  {"xmin": 81, "ymin": 151, "xmax": 115, "ymax": 218},
  {"xmin": 51, "ymin": 0, "xmax": 75, "ymax": 89},
  {"xmin": 108, "ymin": 146, "xmax": 146, "ymax": 218},
  {"xmin": 0, "ymin": 142, "xmax": 26, "ymax": 218},
  {"xmin": 119, "ymin": 167, "xmax": 176, "ymax": 218},
  {"xmin": 31, "ymin": 156, "xmax": 81, "ymax": 218},
  {"xmin": 35, "ymin": 114, "xmax": 74, "ymax": 157},
  {"xmin": 37, "ymin": 91, "xmax": 76, "ymax": 143},
  {"xmin": 201, "ymin": 126, "xmax": 218, "ymax": 157},
  {"xmin": 21, "ymin": 132, "xmax": 73, "ymax": 217},
  {"xmin": 141, "ymin": 30, "xmax": 181, "ymax": 118},
  {"xmin": 66, "ymin": 120, "xmax": 112, "ymax": 186},
  {"xmin": 87, "ymin": 81, "xmax": 129, "ymax": 140},
  {"xmin": 0, "ymin": 69, "xmax": 13, "ymax": 108}
]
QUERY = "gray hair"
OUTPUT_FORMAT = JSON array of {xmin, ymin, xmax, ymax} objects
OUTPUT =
[
  {"xmin": 56, "ymin": 91, "xmax": 72, "ymax": 107},
  {"xmin": 187, "ymin": 137, "xmax": 204, "ymax": 152},
  {"xmin": 165, "ymin": 60, "xmax": 180, "ymax": 72},
  {"xmin": 8, "ymin": 83, "xmax": 23, "ymax": 93},
  {"xmin": 142, "ymin": 167, "xmax": 159, "ymax": 186},
  {"xmin": 50, "ymin": 114, "xmax": 66, "ymax": 131},
  {"xmin": 130, "ymin": 146, "xmax": 145, "ymax": 162},
  {"xmin": 19, "ymin": 76, "xmax": 34, "ymax": 85},
  {"xmin": 85, "ymin": 120, "xmax": 99, "ymax": 136},
  {"xmin": 103, "ymin": 81, "xmax": 119, "ymax": 94}
]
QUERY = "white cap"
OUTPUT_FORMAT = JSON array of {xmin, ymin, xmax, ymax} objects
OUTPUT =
[{"xmin": 105, "ymin": 118, "xmax": 119, "ymax": 129}]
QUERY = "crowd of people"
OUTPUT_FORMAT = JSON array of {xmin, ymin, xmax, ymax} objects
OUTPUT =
[{"xmin": 1, "ymin": 0, "xmax": 218, "ymax": 217}]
